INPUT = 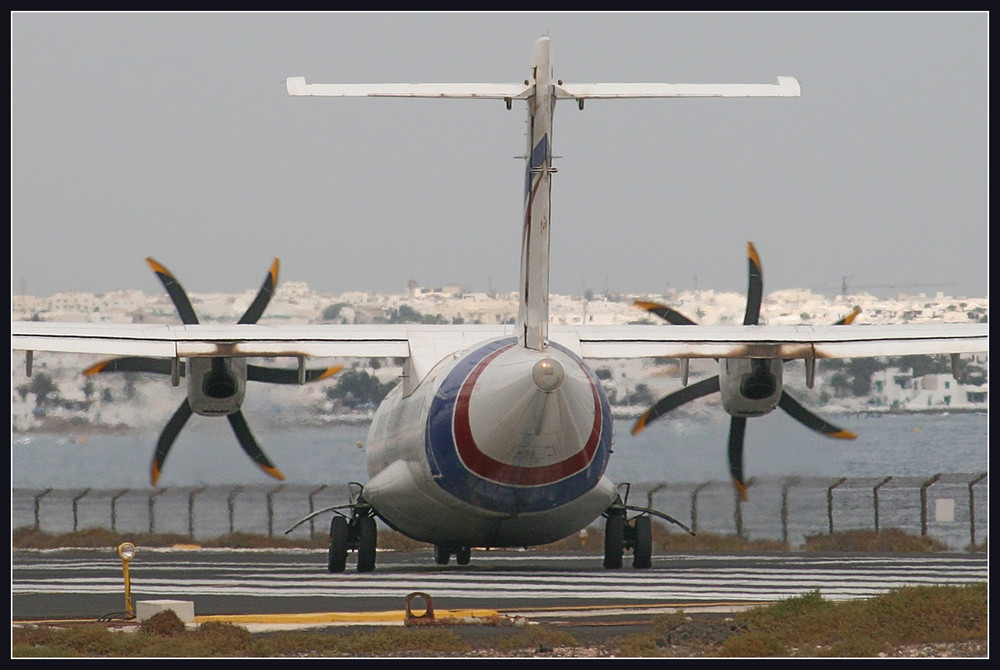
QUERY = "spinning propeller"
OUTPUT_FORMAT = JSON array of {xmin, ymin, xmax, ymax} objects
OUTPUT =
[
  {"xmin": 631, "ymin": 242, "xmax": 860, "ymax": 501},
  {"xmin": 84, "ymin": 258, "xmax": 343, "ymax": 486}
]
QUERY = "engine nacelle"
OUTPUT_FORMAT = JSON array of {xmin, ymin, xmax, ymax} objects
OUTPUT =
[
  {"xmin": 719, "ymin": 357, "xmax": 783, "ymax": 417},
  {"xmin": 186, "ymin": 357, "xmax": 247, "ymax": 416}
]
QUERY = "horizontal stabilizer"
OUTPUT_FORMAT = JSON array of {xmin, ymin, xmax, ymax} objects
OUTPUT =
[
  {"xmin": 555, "ymin": 77, "xmax": 801, "ymax": 100},
  {"xmin": 286, "ymin": 78, "xmax": 532, "ymax": 99}
]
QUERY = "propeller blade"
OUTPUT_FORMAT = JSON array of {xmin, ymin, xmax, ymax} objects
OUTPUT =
[
  {"xmin": 227, "ymin": 410, "xmax": 286, "ymax": 481},
  {"xmin": 151, "ymin": 398, "xmax": 194, "ymax": 486},
  {"xmin": 632, "ymin": 375, "xmax": 721, "ymax": 435},
  {"xmin": 238, "ymin": 258, "xmax": 280, "ymax": 324},
  {"xmin": 834, "ymin": 306, "xmax": 862, "ymax": 326},
  {"xmin": 633, "ymin": 300, "xmax": 699, "ymax": 325},
  {"xmin": 247, "ymin": 364, "xmax": 344, "ymax": 384},
  {"xmin": 84, "ymin": 357, "xmax": 185, "ymax": 377},
  {"xmin": 146, "ymin": 257, "xmax": 199, "ymax": 325},
  {"xmin": 777, "ymin": 391, "xmax": 857, "ymax": 439},
  {"xmin": 743, "ymin": 242, "xmax": 763, "ymax": 326},
  {"xmin": 727, "ymin": 416, "xmax": 748, "ymax": 501}
]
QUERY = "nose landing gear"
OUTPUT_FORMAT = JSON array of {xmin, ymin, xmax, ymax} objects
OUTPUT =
[
  {"xmin": 327, "ymin": 503, "xmax": 378, "ymax": 573},
  {"xmin": 434, "ymin": 544, "xmax": 472, "ymax": 565}
]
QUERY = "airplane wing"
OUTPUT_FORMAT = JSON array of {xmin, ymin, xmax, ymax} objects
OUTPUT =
[
  {"xmin": 12, "ymin": 321, "xmax": 986, "ymax": 361},
  {"xmin": 11, "ymin": 320, "xmax": 986, "ymax": 400},
  {"xmin": 566, "ymin": 323, "xmax": 988, "ymax": 359},
  {"xmin": 12, "ymin": 321, "xmax": 421, "ymax": 358}
]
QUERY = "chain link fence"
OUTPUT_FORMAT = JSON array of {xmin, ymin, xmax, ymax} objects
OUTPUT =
[{"xmin": 13, "ymin": 473, "xmax": 988, "ymax": 551}]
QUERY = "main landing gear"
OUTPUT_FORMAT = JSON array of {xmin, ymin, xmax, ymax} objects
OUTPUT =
[
  {"xmin": 602, "ymin": 483, "xmax": 694, "ymax": 570},
  {"xmin": 281, "ymin": 482, "xmax": 382, "ymax": 573},
  {"xmin": 327, "ymin": 500, "xmax": 378, "ymax": 573},
  {"xmin": 602, "ymin": 507, "xmax": 652, "ymax": 569}
]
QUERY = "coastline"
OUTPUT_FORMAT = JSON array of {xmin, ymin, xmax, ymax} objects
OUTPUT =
[{"xmin": 15, "ymin": 407, "xmax": 988, "ymax": 436}]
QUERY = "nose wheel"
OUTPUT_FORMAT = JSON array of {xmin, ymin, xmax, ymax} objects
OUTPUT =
[{"xmin": 433, "ymin": 544, "xmax": 472, "ymax": 566}]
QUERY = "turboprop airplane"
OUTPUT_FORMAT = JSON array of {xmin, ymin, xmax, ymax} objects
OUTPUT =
[{"xmin": 12, "ymin": 37, "xmax": 987, "ymax": 573}]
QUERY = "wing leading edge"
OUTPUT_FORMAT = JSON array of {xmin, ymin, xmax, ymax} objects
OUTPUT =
[
  {"xmin": 569, "ymin": 323, "xmax": 988, "ymax": 360},
  {"xmin": 12, "ymin": 321, "xmax": 986, "ymax": 361}
]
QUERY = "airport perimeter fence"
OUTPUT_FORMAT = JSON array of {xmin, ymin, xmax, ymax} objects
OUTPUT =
[{"xmin": 12, "ymin": 473, "xmax": 988, "ymax": 552}]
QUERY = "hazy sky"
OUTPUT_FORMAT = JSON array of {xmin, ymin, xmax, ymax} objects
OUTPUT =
[{"xmin": 11, "ymin": 12, "xmax": 988, "ymax": 301}]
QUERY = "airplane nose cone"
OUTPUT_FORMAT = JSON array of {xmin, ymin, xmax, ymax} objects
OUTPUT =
[{"xmin": 532, "ymin": 357, "xmax": 565, "ymax": 392}]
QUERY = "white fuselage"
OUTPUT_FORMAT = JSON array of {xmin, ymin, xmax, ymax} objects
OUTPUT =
[{"xmin": 362, "ymin": 336, "xmax": 617, "ymax": 548}]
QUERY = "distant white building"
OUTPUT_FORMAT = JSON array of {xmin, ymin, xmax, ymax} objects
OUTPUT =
[{"xmin": 869, "ymin": 369, "xmax": 988, "ymax": 411}]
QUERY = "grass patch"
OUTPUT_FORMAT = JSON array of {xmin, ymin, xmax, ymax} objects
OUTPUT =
[
  {"xmin": 13, "ymin": 526, "xmax": 198, "ymax": 550},
  {"xmin": 488, "ymin": 624, "xmax": 579, "ymax": 654},
  {"xmin": 13, "ymin": 616, "xmax": 473, "ymax": 658},
  {"xmin": 725, "ymin": 582, "xmax": 987, "ymax": 657},
  {"xmin": 657, "ymin": 531, "xmax": 788, "ymax": 552},
  {"xmin": 802, "ymin": 528, "xmax": 949, "ymax": 553},
  {"xmin": 15, "ymin": 524, "xmax": 961, "ymax": 555},
  {"xmin": 11, "ymin": 526, "xmax": 429, "ymax": 552}
]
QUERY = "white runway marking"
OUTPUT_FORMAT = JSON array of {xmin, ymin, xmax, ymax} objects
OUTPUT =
[{"xmin": 14, "ymin": 551, "xmax": 987, "ymax": 605}]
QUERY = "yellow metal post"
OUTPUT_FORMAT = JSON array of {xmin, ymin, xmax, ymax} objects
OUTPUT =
[{"xmin": 117, "ymin": 542, "xmax": 137, "ymax": 619}]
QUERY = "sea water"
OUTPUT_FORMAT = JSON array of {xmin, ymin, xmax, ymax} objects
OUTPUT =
[{"xmin": 12, "ymin": 412, "xmax": 987, "ymax": 489}]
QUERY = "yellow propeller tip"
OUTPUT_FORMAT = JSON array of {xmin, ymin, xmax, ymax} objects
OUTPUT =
[
  {"xmin": 831, "ymin": 430, "xmax": 858, "ymax": 440},
  {"xmin": 747, "ymin": 242, "xmax": 761, "ymax": 269},
  {"xmin": 264, "ymin": 467, "xmax": 286, "ymax": 481},
  {"xmin": 145, "ymin": 257, "xmax": 171, "ymax": 276},
  {"xmin": 317, "ymin": 365, "xmax": 345, "ymax": 381},
  {"xmin": 633, "ymin": 300, "xmax": 665, "ymax": 311},
  {"xmin": 734, "ymin": 479, "xmax": 748, "ymax": 502},
  {"xmin": 83, "ymin": 361, "xmax": 107, "ymax": 376},
  {"xmin": 269, "ymin": 258, "xmax": 280, "ymax": 283}
]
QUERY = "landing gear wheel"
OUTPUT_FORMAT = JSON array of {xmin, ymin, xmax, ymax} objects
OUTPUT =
[
  {"xmin": 434, "ymin": 545, "xmax": 451, "ymax": 565},
  {"xmin": 632, "ymin": 515, "xmax": 653, "ymax": 569},
  {"xmin": 357, "ymin": 516, "xmax": 377, "ymax": 573},
  {"xmin": 328, "ymin": 516, "xmax": 349, "ymax": 573},
  {"xmin": 455, "ymin": 546, "xmax": 471, "ymax": 565},
  {"xmin": 603, "ymin": 512, "xmax": 624, "ymax": 569}
]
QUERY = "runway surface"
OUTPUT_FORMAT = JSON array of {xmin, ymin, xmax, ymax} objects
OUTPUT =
[{"xmin": 13, "ymin": 548, "xmax": 988, "ymax": 629}]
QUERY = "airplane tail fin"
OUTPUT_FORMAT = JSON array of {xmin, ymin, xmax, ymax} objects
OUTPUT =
[
  {"xmin": 516, "ymin": 37, "xmax": 554, "ymax": 351},
  {"xmin": 286, "ymin": 36, "xmax": 799, "ymax": 354}
]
